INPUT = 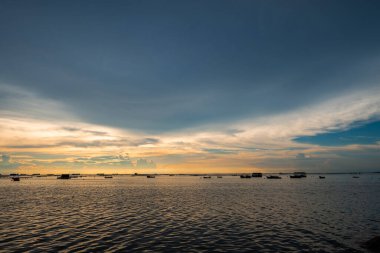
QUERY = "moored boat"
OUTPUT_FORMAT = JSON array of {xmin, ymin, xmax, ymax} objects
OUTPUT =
[
  {"xmin": 290, "ymin": 174, "xmax": 303, "ymax": 178},
  {"xmin": 251, "ymin": 173, "xmax": 262, "ymax": 177},
  {"xmin": 267, "ymin": 175, "xmax": 281, "ymax": 179},
  {"xmin": 57, "ymin": 174, "xmax": 71, "ymax": 179},
  {"xmin": 291, "ymin": 172, "xmax": 307, "ymax": 178}
]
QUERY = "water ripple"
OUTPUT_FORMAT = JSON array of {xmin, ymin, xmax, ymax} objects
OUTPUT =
[{"xmin": 1, "ymin": 175, "xmax": 379, "ymax": 252}]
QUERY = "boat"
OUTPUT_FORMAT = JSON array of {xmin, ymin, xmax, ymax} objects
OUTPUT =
[
  {"xmin": 319, "ymin": 176, "xmax": 325, "ymax": 179},
  {"xmin": 147, "ymin": 175, "xmax": 155, "ymax": 178},
  {"xmin": 71, "ymin": 173, "xmax": 80, "ymax": 178},
  {"xmin": 203, "ymin": 176, "xmax": 211, "ymax": 179},
  {"xmin": 290, "ymin": 174, "xmax": 303, "ymax": 178},
  {"xmin": 266, "ymin": 175, "xmax": 281, "ymax": 179},
  {"xmin": 291, "ymin": 172, "xmax": 307, "ymax": 178},
  {"xmin": 11, "ymin": 176, "xmax": 20, "ymax": 181},
  {"xmin": 352, "ymin": 176, "xmax": 360, "ymax": 178},
  {"xmin": 251, "ymin": 173, "xmax": 262, "ymax": 178},
  {"xmin": 240, "ymin": 175, "xmax": 251, "ymax": 178},
  {"xmin": 104, "ymin": 175, "xmax": 113, "ymax": 179},
  {"xmin": 57, "ymin": 174, "xmax": 71, "ymax": 179}
]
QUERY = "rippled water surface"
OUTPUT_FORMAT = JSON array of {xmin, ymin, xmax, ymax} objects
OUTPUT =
[{"xmin": 1, "ymin": 175, "xmax": 379, "ymax": 252}]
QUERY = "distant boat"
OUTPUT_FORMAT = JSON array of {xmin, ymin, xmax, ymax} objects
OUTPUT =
[
  {"xmin": 267, "ymin": 175, "xmax": 281, "ymax": 179},
  {"xmin": 319, "ymin": 176, "xmax": 326, "ymax": 179},
  {"xmin": 147, "ymin": 175, "xmax": 155, "ymax": 178},
  {"xmin": 290, "ymin": 172, "xmax": 307, "ymax": 178},
  {"xmin": 251, "ymin": 173, "xmax": 262, "ymax": 178},
  {"xmin": 57, "ymin": 174, "xmax": 71, "ymax": 179},
  {"xmin": 203, "ymin": 176, "xmax": 211, "ymax": 179},
  {"xmin": 104, "ymin": 175, "xmax": 113, "ymax": 179},
  {"xmin": 240, "ymin": 175, "xmax": 251, "ymax": 178},
  {"xmin": 352, "ymin": 176, "xmax": 360, "ymax": 178},
  {"xmin": 11, "ymin": 176, "xmax": 20, "ymax": 181},
  {"xmin": 70, "ymin": 173, "xmax": 80, "ymax": 178}
]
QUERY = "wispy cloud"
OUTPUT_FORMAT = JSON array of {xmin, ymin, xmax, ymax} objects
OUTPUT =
[
  {"xmin": 0, "ymin": 153, "xmax": 22, "ymax": 171},
  {"xmin": 1, "ymin": 84, "xmax": 380, "ymax": 173}
]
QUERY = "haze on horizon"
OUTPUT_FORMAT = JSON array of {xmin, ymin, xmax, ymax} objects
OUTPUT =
[{"xmin": 1, "ymin": 0, "xmax": 380, "ymax": 174}]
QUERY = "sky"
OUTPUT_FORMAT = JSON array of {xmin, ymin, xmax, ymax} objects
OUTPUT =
[{"xmin": 1, "ymin": 0, "xmax": 380, "ymax": 174}]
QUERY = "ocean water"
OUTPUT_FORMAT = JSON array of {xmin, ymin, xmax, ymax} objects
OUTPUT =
[{"xmin": 0, "ymin": 174, "xmax": 379, "ymax": 252}]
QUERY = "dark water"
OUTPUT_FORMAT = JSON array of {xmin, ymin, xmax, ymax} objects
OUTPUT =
[{"xmin": 0, "ymin": 175, "xmax": 379, "ymax": 252}]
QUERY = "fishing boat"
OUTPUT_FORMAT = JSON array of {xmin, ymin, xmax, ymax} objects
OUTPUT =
[
  {"xmin": 11, "ymin": 176, "xmax": 20, "ymax": 181},
  {"xmin": 57, "ymin": 174, "xmax": 71, "ymax": 179},
  {"xmin": 319, "ymin": 176, "xmax": 325, "ymax": 179},
  {"xmin": 291, "ymin": 172, "xmax": 307, "ymax": 178},
  {"xmin": 147, "ymin": 175, "xmax": 155, "ymax": 178},
  {"xmin": 251, "ymin": 173, "xmax": 262, "ymax": 177},
  {"xmin": 266, "ymin": 175, "xmax": 281, "ymax": 179},
  {"xmin": 71, "ymin": 174, "xmax": 80, "ymax": 178}
]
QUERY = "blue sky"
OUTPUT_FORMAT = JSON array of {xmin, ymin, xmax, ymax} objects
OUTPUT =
[
  {"xmin": 0, "ymin": 0, "xmax": 380, "ymax": 173},
  {"xmin": 295, "ymin": 121, "xmax": 380, "ymax": 146}
]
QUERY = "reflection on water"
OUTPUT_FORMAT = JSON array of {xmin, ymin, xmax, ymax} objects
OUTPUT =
[{"xmin": 0, "ymin": 175, "xmax": 379, "ymax": 252}]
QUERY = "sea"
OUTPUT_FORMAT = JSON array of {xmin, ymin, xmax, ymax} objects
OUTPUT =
[{"xmin": 0, "ymin": 174, "xmax": 379, "ymax": 252}]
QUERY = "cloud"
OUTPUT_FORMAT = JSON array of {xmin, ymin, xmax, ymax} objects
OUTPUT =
[
  {"xmin": 136, "ymin": 159, "xmax": 156, "ymax": 169},
  {"xmin": 0, "ymin": 154, "xmax": 21, "ymax": 171},
  {"xmin": 1, "ymin": 0, "xmax": 380, "ymax": 134},
  {"xmin": 296, "ymin": 153, "xmax": 306, "ymax": 159},
  {"xmin": 142, "ymin": 138, "xmax": 160, "ymax": 144},
  {"xmin": 3, "ymin": 138, "xmax": 161, "ymax": 149},
  {"xmin": 2, "ymin": 154, "xmax": 10, "ymax": 163},
  {"xmin": 224, "ymin": 129, "xmax": 245, "ymax": 136},
  {"xmin": 226, "ymin": 87, "xmax": 380, "ymax": 149},
  {"xmin": 61, "ymin": 127, "xmax": 108, "ymax": 136},
  {"xmin": 0, "ymin": 84, "xmax": 75, "ymax": 121},
  {"xmin": 1, "ymin": 84, "xmax": 380, "ymax": 173},
  {"xmin": 28, "ymin": 154, "xmax": 156, "ymax": 170},
  {"xmin": 251, "ymin": 145, "xmax": 380, "ymax": 173},
  {"xmin": 65, "ymin": 154, "xmax": 156, "ymax": 169},
  {"xmin": 203, "ymin": 149, "xmax": 238, "ymax": 154},
  {"xmin": 88, "ymin": 154, "xmax": 134, "ymax": 168}
]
